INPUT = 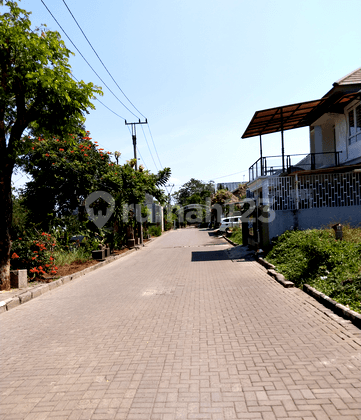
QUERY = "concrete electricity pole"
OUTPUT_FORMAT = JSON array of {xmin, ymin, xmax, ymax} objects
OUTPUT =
[{"xmin": 125, "ymin": 119, "xmax": 148, "ymax": 245}]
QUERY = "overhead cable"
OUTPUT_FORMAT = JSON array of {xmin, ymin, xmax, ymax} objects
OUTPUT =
[
  {"xmin": 136, "ymin": 147, "xmax": 148, "ymax": 170},
  {"xmin": 141, "ymin": 125, "xmax": 159, "ymax": 172},
  {"xmin": 211, "ymin": 169, "xmax": 248, "ymax": 180},
  {"xmin": 41, "ymin": 0, "xmax": 140, "ymax": 120},
  {"xmin": 147, "ymin": 125, "xmax": 163, "ymax": 169},
  {"xmin": 61, "ymin": 0, "xmax": 146, "ymax": 120}
]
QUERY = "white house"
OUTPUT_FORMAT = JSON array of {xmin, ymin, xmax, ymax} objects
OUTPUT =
[{"xmin": 241, "ymin": 68, "xmax": 361, "ymax": 247}]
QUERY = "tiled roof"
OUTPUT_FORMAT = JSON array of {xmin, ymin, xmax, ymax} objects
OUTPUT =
[{"xmin": 334, "ymin": 67, "xmax": 361, "ymax": 85}]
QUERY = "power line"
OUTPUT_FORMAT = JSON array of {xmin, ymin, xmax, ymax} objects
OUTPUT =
[
  {"xmin": 136, "ymin": 147, "xmax": 148, "ymax": 170},
  {"xmin": 140, "ymin": 125, "xmax": 159, "ymax": 172},
  {"xmin": 72, "ymin": 73, "xmax": 126, "ymax": 120},
  {"xmin": 61, "ymin": 0, "xmax": 146, "ymax": 121},
  {"xmin": 211, "ymin": 169, "xmax": 248, "ymax": 180},
  {"xmin": 93, "ymin": 97, "xmax": 127, "ymax": 121},
  {"xmin": 40, "ymin": 0, "xmax": 140, "ymax": 120},
  {"xmin": 41, "ymin": 1, "xmax": 165, "ymax": 177},
  {"xmin": 147, "ymin": 125, "xmax": 163, "ymax": 168}
]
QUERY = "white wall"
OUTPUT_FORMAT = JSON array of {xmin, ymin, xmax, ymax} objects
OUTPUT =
[
  {"xmin": 311, "ymin": 109, "xmax": 361, "ymax": 167},
  {"xmin": 334, "ymin": 114, "xmax": 348, "ymax": 164}
]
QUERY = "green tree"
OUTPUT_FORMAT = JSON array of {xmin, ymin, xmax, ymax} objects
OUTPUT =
[
  {"xmin": 0, "ymin": 1, "xmax": 101, "ymax": 289},
  {"xmin": 21, "ymin": 133, "xmax": 119, "ymax": 231},
  {"xmin": 173, "ymin": 178, "xmax": 214, "ymax": 207},
  {"xmin": 19, "ymin": 133, "xmax": 171, "ymax": 250}
]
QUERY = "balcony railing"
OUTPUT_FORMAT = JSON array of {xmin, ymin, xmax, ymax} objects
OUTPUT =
[{"xmin": 248, "ymin": 151, "xmax": 341, "ymax": 182}]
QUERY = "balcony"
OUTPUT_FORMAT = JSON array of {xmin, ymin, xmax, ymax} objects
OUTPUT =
[{"xmin": 249, "ymin": 151, "xmax": 342, "ymax": 182}]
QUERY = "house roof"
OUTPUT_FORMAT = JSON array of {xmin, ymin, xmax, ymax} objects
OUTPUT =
[
  {"xmin": 334, "ymin": 67, "xmax": 361, "ymax": 86},
  {"xmin": 242, "ymin": 68, "xmax": 361, "ymax": 139}
]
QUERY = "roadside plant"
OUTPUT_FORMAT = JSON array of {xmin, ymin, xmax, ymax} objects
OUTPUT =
[
  {"xmin": 265, "ymin": 228, "xmax": 361, "ymax": 312},
  {"xmin": 0, "ymin": 0, "xmax": 101, "ymax": 289},
  {"xmin": 11, "ymin": 230, "xmax": 59, "ymax": 280}
]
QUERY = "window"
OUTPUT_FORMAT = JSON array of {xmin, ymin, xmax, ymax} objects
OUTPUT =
[{"xmin": 348, "ymin": 103, "xmax": 361, "ymax": 145}]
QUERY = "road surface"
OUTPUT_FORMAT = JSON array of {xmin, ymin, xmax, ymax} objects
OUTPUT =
[{"xmin": 1, "ymin": 228, "xmax": 360, "ymax": 419}]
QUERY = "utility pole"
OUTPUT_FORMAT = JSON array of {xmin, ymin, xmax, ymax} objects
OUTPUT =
[
  {"xmin": 125, "ymin": 119, "xmax": 147, "ymax": 245},
  {"xmin": 125, "ymin": 119, "xmax": 147, "ymax": 170},
  {"xmin": 165, "ymin": 184, "xmax": 175, "ymax": 229}
]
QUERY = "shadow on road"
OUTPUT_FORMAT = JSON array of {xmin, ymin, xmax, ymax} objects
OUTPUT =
[
  {"xmin": 191, "ymin": 250, "xmax": 229, "ymax": 262},
  {"xmin": 207, "ymin": 231, "xmax": 223, "ymax": 237}
]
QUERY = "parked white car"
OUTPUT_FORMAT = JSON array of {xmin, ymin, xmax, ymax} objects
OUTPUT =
[{"xmin": 218, "ymin": 216, "xmax": 242, "ymax": 232}]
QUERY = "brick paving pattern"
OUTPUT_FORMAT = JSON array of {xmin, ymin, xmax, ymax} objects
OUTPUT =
[{"xmin": 1, "ymin": 228, "xmax": 360, "ymax": 419}]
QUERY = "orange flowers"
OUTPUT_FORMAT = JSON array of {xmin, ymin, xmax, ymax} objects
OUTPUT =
[{"xmin": 11, "ymin": 253, "xmax": 19, "ymax": 259}]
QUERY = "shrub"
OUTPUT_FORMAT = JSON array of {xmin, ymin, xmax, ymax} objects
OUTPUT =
[
  {"xmin": 265, "ymin": 228, "xmax": 361, "ymax": 312},
  {"xmin": 148, "ymin": 225, "xmax": 162, "ymax": 237},
  {"xmin": 11, "ymin": 230, "xmax": 59, "ymax": 279},
  {"xmin": 229, "ymin": 226, "xmax": 242, "ymax": 245}
]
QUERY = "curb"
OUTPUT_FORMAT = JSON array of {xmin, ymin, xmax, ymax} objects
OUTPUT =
[
  {"xmin": 255, "ymin": 258, "xmax": 361, "ymax": 329},
  {"xmin": 303, "ymin": 284, "xmax": 361, "ymax": 329},
  {"xmin": 0, "ymin": 246, "xmax": 139, "ymax": 315},
  {"xmin": 256, "ymin": 257, "xmax": 295, "ymax": 288},
  {"xmin": 222, "ymin": 235, "xmax": 239, "ymax": 247}
]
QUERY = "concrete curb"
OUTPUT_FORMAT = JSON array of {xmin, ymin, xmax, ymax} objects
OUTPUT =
[
  {"xmin": 257, "ymin": 257, "xmax": 275, "ymax": 270},
  {"xmin": 222, "ymin": 235, "xmax": 239, "ymax": 247},
  {"xmin": 303, "ymin": 284, "xmax": 361, "ymax": 329},
  {"xmin": 256, "ymin": 257, "xmax": 295, "ymax": 288},
  {"xmin": 0, "ymin": 246, "xmax": 139, "ymax": 314},
  {"xmin": 266, "ymin": 268, "xmax": 295, "ymax": 288}
]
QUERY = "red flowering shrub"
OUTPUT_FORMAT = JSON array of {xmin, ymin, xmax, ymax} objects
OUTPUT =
[{"xmin": 11, "ymin": 231, "xmax": 58, "ymax": 280}]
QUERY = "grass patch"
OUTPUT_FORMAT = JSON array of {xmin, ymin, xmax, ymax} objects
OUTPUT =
[
  {"xmin": 229, "ymin": 227, "xmax": 242, "ymax": 245},
  {"xmin": 53, "ymin": 247, "xmax": 91, "ymax": 266},
  {"xmin": 265, "ymin": 226, "xmax": 361, "ymax": 313}
]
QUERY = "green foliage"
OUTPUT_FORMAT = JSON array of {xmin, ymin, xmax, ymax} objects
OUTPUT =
[
  {"xmin": 11, "ymin": 188, "xmax": 29, "ymax": 237},
  {"xmin": 265, "ymin": 228, "xmax": 361, "ymax": 313},
  {"xmin": 0, "ymin": 0, "xmax": 101, "ymax": 161},
  {"xmin": 18, "ymin": 133, "xmax": 170, "ymax": 247},
  {"xmin": 20, "ymin": 133, "xmax": 120, "ymax": 230},
  {"xmin": 148, "ymin": 225, "xmax": 162, "ymax": 237},
  {"xmin": 10, "ymin": 230, "xmax": 59, "ymax": 279},
  {"xmin": 229, "ymin": 226, "xmax": 243, "ymax": 245},
  {"xmin": 53, "ymin": 247, "xmax": 90, "ymax": 267},
  {"xmin": 0, "ymin": 0, "xmax": 101, "ymax": 288},
  {"xmin": 173, "ymin": 178, "xmax": 214, "ymax": 207}
]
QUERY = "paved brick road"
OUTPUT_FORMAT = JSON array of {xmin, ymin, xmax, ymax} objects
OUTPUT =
[{"xmin": 1, "ymin": 228, "xmax": 360, "ymax": 420}]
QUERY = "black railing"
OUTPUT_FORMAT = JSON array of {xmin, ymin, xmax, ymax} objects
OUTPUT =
[{"xmin": 249, "ymin": 151, "xmax": 342, "ymax": 182}]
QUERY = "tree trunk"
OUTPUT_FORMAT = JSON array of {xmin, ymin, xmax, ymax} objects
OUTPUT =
[{"xmin": 0, "ymin": 169, "xmax": 12, "ymax": 291}]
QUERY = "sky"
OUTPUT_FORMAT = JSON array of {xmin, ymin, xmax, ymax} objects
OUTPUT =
[{"xmin": 10, "ymin": 0, "xmax": 361, "ymax": 194}]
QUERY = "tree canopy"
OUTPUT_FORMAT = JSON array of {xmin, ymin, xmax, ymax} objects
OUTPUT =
[
  {"xmin": 173, "ymin": 178, "xmax": 215, "ymax": 207},
  {"xmin": 0, "ymin": 0, "xmax": 100, "ymax": 289}
]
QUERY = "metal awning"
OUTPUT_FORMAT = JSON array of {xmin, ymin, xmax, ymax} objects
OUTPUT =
[
  {"xmin": 241, "ymin": 92, "xmax": 361, "ymax": 139},
  {"xmin": 241, "ymin": 98, "xmax": 326, "ymax": 139}
]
